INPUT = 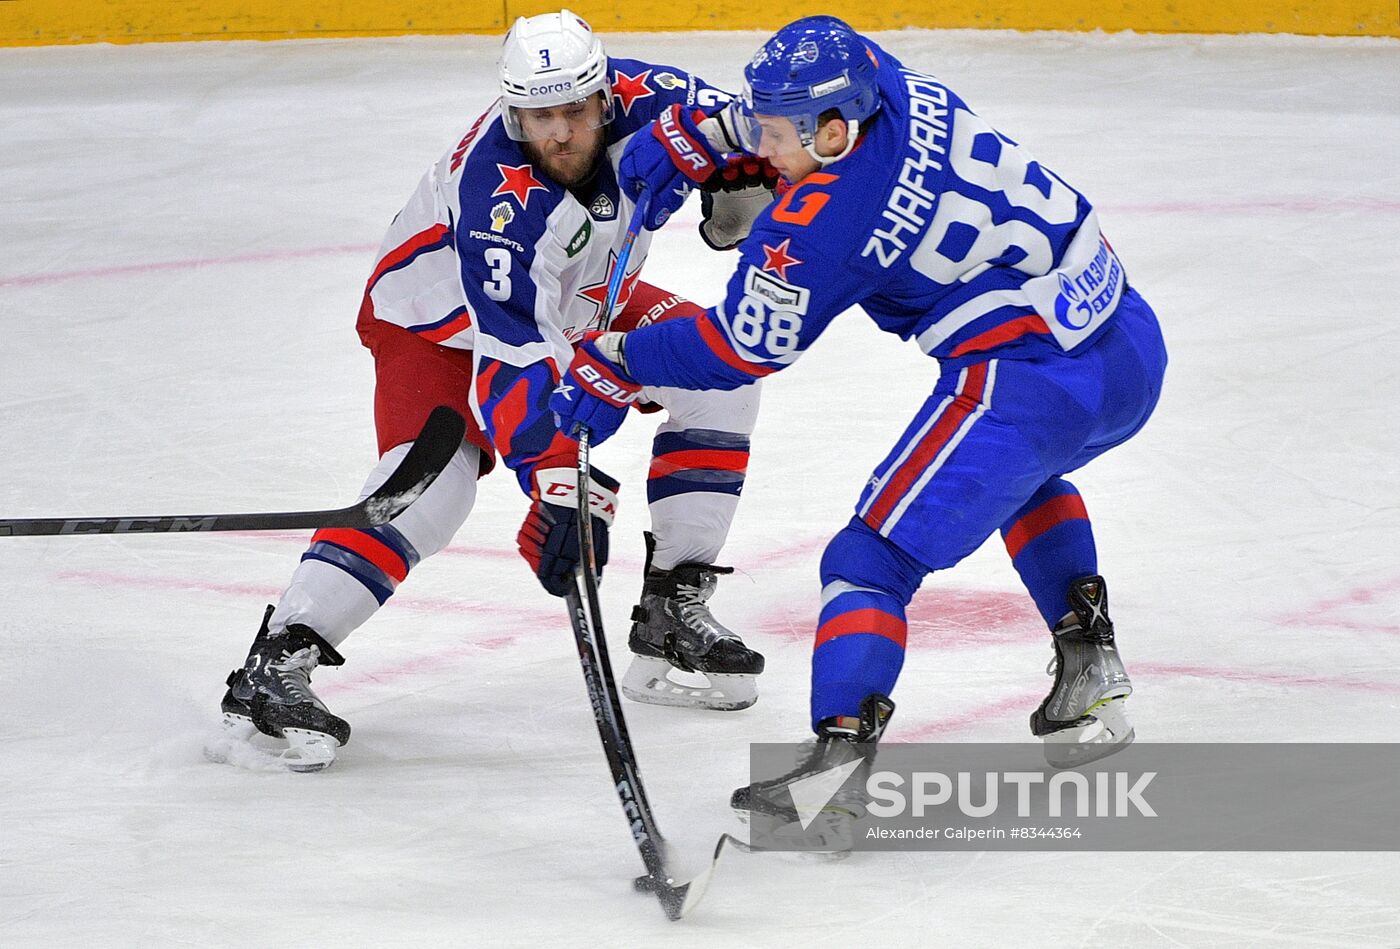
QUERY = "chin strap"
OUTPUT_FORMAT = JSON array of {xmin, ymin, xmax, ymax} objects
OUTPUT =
[{"xmin": 805, "ymin": 119, "xmax": 861, "ymax": 166}]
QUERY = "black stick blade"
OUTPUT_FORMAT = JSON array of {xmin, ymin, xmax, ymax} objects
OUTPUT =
[
  {"xmin": 633, "ymin": 874, "xmax": 689, "ymax": 921},
  {"xmin": 358, "ymin": 405, "xmax": 466, "ymax": 526},
  {"xmin": 0, "ymin": 405, "xmax": 466, "ymax": 537}
]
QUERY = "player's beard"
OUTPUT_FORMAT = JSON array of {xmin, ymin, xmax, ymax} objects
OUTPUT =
[{"xmin": 524, "ymin": 133, "xmax": 606, "ymax": 189}]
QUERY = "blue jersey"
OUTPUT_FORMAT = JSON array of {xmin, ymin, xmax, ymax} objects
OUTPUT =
[
  {"xmin": 624, "ymin": 41, "xmax": 1129, "ymax": 390},
  {"xmin": 359, "ymin": 58, "xmax": 730, "ymax": 493}
]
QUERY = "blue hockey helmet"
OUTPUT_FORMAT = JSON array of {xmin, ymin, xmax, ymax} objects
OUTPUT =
[{"xmin": 737, "ymin": 16, "xmax": 881, "ymax": 164}]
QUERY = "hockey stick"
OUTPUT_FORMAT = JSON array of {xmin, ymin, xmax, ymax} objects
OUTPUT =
[
  {"xmin": 565, "ymin": 428, "xmax": 689, "ymax": 916},
  {"xmin": 0, "ymin": 405, "xmax": 466, "ymax": 537},
  {"xmin": 567, "ymin": 431, "xmax": 737, "ymax": 920},
  {"xmin": 558, "ymin": 193, "xmax": 719, "ymax": 919}
]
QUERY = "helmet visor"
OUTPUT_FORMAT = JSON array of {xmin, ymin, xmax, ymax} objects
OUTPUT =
[
  {"xmin": 732, "ymin": 100, "xmax": 764, "ymax": 153},
  {"xmin": 502, "ymin": 91, "xmax": 614, "ymax": 143},
  {"xmin": 732, "ymin": 97, "xmax": 813, "ymax": 154}
]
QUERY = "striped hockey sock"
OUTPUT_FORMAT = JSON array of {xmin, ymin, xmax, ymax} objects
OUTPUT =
[{"xmin": 1001, "ymin": 478, "xmax": 1098, "ymax": 627}]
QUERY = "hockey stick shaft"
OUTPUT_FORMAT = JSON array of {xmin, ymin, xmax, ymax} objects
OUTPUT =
[
  {"xmin": 566, "ymin": 428, "xmax": 680, "ymax": 918},
  {"xmin": 559, "ymin": 194, "xmax": 693, "ymax": 918},
  {"xmin": 0, "ymin": 406, "xmax": 466, "ymax": 537},
  {"xmin": 600, "ymin": 194, "xmax": 647, "ymax": 328}
]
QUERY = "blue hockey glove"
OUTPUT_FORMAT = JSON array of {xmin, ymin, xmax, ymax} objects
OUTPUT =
[
  {"xmin": 517, "ymin": 462, "xmax": 620, "ymax": 597},
  {"xmin": 550, "ymin": 332, "xmax": 640, "ymax": 445},
  {"xmin": 619, "ymin": 103, "xmax": 725, "ymax": 229}
]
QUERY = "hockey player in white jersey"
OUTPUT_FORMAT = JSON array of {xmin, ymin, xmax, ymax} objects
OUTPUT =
[{"xmin": 210, "ymin": 11, "xmax": 774, "ymax": 772}]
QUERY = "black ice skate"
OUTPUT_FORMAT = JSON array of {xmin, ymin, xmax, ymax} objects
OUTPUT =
[
  {"xmin": 731, "ymin": 694, "xmax": 894, "ymax": 852},
  {"xmin": 1031, "ymin": 575, "xmax": 1135, "ymax": 768},
  {"xmin": 210, "ymin": 605, "xmax": 350, "ymax": 773},
  {"xmin": 621, "ymin": 534, "xmax": 764, "ymax": 711}
]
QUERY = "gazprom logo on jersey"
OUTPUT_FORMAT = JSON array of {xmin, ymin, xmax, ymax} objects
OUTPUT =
[
  {"xmin": 1055, "ymin": 273, "xmax": 1091, "ymax": 328},
  {"xmin": 1053, "ymin": 238, "xmax": 1123, "ymax": 331}
]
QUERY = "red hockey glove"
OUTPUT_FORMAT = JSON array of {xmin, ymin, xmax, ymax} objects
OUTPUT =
[{"xmin": 517, "ymin": 462, "xmax": 620, "ymax": 597}]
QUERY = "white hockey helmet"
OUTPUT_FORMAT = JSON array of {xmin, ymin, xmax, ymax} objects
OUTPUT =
[{"xmin": 498, "ymin": 10, "xmax": 615, "ymax": 142}]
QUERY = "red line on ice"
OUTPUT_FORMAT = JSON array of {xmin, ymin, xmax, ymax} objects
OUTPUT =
[
  {"xmin": 319, "ymin": 635, "xmax": 522, "ymax": 697},
  {"xmin": 1272, "ymin": 573, "xmax": 1400, "ymax": 634},
  {"xmin": 1116, "ymin": 197, "xmax": 1400, "ymax": 215},
  {"xmin": 756, "ymin": 588, "xmax": 1044, "ymax": 648},
  {"xmin": 0, "ymin": 243, "xmax": 379, "ymax": 290},
  {"xmin": 893, "ymin": 690, "xmax": 1045, "ymax": 741},
  {"xmin": 1134, "ymin": 662, "xmax": 1400, "ymax": 695},
  {"xmin": 8, "ymin": 198, "xmax": 1395, "ymax": 291},
  {"xmin": 52, "ymin": 568, "xmax": 561, "ymax": 625}
]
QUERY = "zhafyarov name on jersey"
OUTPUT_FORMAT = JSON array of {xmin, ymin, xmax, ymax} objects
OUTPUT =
[{"xmin": 863, "ymin": 72, "xmax": 951, "ymax": 269}]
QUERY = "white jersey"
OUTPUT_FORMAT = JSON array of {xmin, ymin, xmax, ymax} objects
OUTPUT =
[{"xmin": 357, "ymin": 58, "xmax": 732, "ymax": 484}]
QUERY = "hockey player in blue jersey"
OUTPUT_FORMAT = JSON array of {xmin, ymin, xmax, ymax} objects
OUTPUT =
[
  {"xmin": 552, "ymin": 16, "xmax": 1168, "ymax": 825},
  {"xmin": 211, "ymin": 11, "xmax": 776, "ymax": 771}
]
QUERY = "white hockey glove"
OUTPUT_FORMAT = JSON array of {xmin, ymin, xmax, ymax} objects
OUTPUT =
[
  {"xmin": 695, "ymin": 102, "xmax": 747, "ymax": 155},
  {"xmin": 698, "ymin": 155, "xmax": 782, "ymax": 251}
]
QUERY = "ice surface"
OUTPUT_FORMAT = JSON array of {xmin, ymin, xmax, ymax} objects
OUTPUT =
[{"xmin": 2, "ymin": 27, "xmax": 1398, "ymax": 947}]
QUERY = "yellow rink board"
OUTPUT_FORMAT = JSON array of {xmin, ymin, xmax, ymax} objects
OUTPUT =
[{"xmin": 2, "ymin": 0, "xmax": 1397, "ymax": 46}]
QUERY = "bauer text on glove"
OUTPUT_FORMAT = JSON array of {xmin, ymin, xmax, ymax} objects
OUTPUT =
[
  {"xmin": 550, "ymin": 332, "xmax": 639, "ymax": 445},
  {"xmin": 618, "ymin": 103, "xmax": 726, "ymax": 229}
]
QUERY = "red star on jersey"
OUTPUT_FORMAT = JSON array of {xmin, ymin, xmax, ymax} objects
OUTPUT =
[
  {"xmin": 577, "ymin": 250, "xmax": 641, "ymax": 326},
  {"xmin": 492, "ymin": 163, "xmax": 549, "ymax": 209},
  {"xmin": 611, "ymin": 69, "xmax": 655, "ymax": 116},
  {"xmin": 760, "ymin": 238, "xmax": 804, "ymax": 282}
]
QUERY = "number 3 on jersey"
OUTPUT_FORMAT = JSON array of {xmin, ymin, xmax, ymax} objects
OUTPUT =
[{"xmin": 483, "ymin": 247, "xmax": 512, "ymax": 300}]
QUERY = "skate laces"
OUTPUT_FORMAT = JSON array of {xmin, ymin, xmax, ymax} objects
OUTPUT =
[
  {"xmin": 271, "ymin": 643, "xmax": 322, "ymax": 674},
  {"xmin": 267, "ymin": 643, "xmax": 323, "ymax": 701},
  {"xmin": 674, "ymin": 576, "xmax": 738, "ymax": 643}
]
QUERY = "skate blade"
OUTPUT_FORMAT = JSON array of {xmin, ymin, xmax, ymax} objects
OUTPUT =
[
  {"xmin": 764, "ymin": 809, "xmax": 859, "ymax": 854},
  {"xmin": 620, "ymin": 655, "xmax": 757, "ymax": 711},
  {"xmin": 1043, "ymin": 695, "xmax": 1135, "ymax": 769},
  {"xmin": 279, "ymin": 729, "xmax": 340, "ymax": 773},
  {"xmin": 204, "ymin": 713, "xmax": 339, "ymax": 773}
]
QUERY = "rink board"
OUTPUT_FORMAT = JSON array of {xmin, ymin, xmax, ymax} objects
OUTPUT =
[{"xmin": 2, "ymin": 0, "xmax": 1397, "ymax": 46}]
